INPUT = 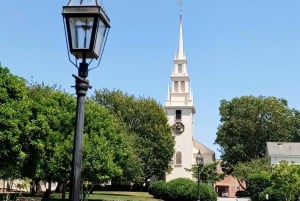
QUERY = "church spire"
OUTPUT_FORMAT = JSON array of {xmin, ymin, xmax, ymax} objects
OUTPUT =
[
  {"xmin": 166, "ymin": 0, "xmax": 194, "ymax": 112},
  {"xmin": 176, "ymin": 0, "xmax": 185, "ymax": 60},
  {"xmin": 164, "ymin": 1, "xmax": 197, "ymax": 182}
]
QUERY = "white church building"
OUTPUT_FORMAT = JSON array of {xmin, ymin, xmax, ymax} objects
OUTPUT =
[{"xmin": 165, "ymin": 7, "xmax": 215, "ymax": 182}]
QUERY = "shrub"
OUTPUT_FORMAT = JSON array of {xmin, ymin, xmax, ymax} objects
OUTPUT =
[
  {"xmin": 259, "ymin": 188, "xmax": 286, "ymax": 201},
  {"xmin": 198, "ymin": 183, "xmax": 217, "ymax": 201},
  {"xmin": 165, "ymin": 178, "xmax": 195, "ymax": 201},
  {"xmin": 149, "ymin": 178, "xmax": 217, "ymax": 201},
  {"xmin": 148, "ymin": 180, "xmax": 167, "ymax": 199},
  {"xmin": 248, "ymin": 172, "xmax": 271, "ymax": 201}
]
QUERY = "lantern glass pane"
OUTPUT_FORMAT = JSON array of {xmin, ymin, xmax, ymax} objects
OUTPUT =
[
  {"xmin": 94, "ymin": 19, "xmax": 107, "ymax": 57},
  {"xmin": 196, "ymin": 155, "xmax": 203, "ymax": 165},
  {"xmin": 69, "ymin": 17, "xmax": 94, "ymax": 50}
]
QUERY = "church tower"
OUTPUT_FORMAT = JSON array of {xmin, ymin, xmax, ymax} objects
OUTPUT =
[{"xmin": 165, "ymin": 2, "xmax": 196, "ymax": 181}]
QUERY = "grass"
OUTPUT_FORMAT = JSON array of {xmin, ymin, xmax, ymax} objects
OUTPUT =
[{"xmin": 51, "ymin": 191, "xmax": 163, "ymax": 201}]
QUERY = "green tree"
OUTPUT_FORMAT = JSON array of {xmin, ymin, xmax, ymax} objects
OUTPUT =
[
  {"xmin": 290, "ymin": 109, "xmax": 300, "ymax": 142},
  {"xmin": 92, "ymin": 89, "xmax": 175, "ymax": 184},
  {"xmin": 248, "ymin": 172, "xmax": 271, "ymax": 201},
  {"xmin": 0, "ymin": 66, "xmax": 30, "ymax": 181},
  {"xmin": 50, "ymin": 133, "xmax": 73, "ymax": 199},
  {"xmin": 108, "ymin": 133, "xmax": 143, "ymax": 185},
  {"xmin": 234, "ymin": 160, "xmax": 300, "ymax": 201},
  {"xmin": 263, "ymin": 161, "xmax": 300, "ymax": 201},
  {"xmin": 233, "ymin": 158, "xmax": 271, "ymax": 190},
  {"xmin": 26, "ymin": 84, "xmax": 144, "ymax": 194},
  {"xmin": 215, "ymin": 95, "xmax": 298, "ymax": 164},
  {"xmin": 25, "ymin": 83, "xmax": 75, "ymax": 192},
  {"xmin": 26, "ymin": 84, "xmax": 142, "ymax": 197},
  {"xmin": 82, "ymin": 99, "xmax": 142, "ymax": 185},
  {"xmin": 190, "ymin": 162, "xmax": 224, "ymax": 184}
]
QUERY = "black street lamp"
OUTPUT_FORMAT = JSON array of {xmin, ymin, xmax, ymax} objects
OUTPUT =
[
  {"xmin": 62, "ymin": 1, "xmax": 110, "ymax": 201},
  {"xmin": 196, "ymin": 150, "xmax": 204, "ymax": 201}
]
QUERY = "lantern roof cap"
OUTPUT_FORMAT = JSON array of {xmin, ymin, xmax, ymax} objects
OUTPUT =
[
  {"xmin": 67, "ymin": 0, "xmax": 102, "ymax": 6},
  {"xmin": 63, "ymin": 0, "xmax": 110, "ymax": 27}
]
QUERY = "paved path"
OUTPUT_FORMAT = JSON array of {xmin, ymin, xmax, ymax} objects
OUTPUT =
[{"xmin": 218, "ymin": 198, "xmax": 251, "ymax": 201}]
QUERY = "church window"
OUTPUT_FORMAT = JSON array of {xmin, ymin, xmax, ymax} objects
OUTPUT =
[
  {"xmin": 181, "ymin": 81, "xmax": 185, "ymax": 92},
  {"xmin": 176, "ymin": 110, "xmax": 182, "ymax": 120},
  {"xmin": 174, "ymin": 81, "xmax": 178, "ymax": 92},
  {"xmin": 178, "ymin": 64, "xmax": 182, "ymax": 73},
  {"xmin": 175, "ymin": 151, "xmax": 182, "ymax": 166}
]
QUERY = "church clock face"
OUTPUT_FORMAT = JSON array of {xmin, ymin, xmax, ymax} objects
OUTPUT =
[{"xmin": 172, "ymin": 122, "xmax": 185, "ymax": 134}]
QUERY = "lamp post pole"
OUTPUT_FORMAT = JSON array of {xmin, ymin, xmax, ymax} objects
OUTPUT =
[
  {"xmin": 197, "ymin": 164, "xmax": 201, "ymax": 201},
  {"xmin": 69, "ymin": 60, "xmax": 90, "ymax": 201},
  {"xmin": 196, "ymin": 150, "xmax": 204, "ymax": 201}
]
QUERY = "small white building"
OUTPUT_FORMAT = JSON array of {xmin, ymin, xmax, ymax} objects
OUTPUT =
[{"xmin": 266, "ymin": 142, "xmax": 300, "ymax": 165}]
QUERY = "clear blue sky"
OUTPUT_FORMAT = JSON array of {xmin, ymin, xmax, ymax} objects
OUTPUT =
[{"xmin": 1, "ymin": 1, "xmax": 300, "ymax": 158}]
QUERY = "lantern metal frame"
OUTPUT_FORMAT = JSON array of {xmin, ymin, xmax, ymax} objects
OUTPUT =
[
  {"xmin": 196, "ymin": 150, "xmax": 204, "ymax": 166},
  {"xmin": 62, "ymin": 2, "xmax": 110, "ymax": 69}
]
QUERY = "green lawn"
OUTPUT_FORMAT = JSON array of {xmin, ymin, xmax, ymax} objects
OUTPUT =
[{"xmin": 51, "ymin": 191, "xmax": 163, "ymax": 201}]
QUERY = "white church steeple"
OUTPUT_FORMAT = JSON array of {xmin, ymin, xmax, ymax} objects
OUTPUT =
[
  {"xmin": 165, "ymin": 1, "xmax": 196, "ymax": 182},
  {"xmin": 166, "ymin": 0, "xmax": 195, "ymax": 112}
]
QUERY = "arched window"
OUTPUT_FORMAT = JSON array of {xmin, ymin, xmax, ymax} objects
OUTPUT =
[{"xmin": 175, "ymin": 151, "xmax": 182, "ymax": 166}]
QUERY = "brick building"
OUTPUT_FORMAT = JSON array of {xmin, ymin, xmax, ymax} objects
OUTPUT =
[{"xmin": 215, "ymin": 161, "xmax": 244, "ymax": 198}]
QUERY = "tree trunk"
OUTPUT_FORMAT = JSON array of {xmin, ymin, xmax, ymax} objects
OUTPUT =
[{"xmin": 61, "ymin": 181, "xmax": 67, "ymax": 201}]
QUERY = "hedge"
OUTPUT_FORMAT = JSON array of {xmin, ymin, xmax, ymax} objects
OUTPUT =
[{"xmin": 148, "ymin": 178, "xmax": 217, "ymax": 201}]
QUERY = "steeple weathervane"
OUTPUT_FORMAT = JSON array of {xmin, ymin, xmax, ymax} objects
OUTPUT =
[{"xmin": 179, "ymin": 0, "xmax": 183, "ymax": 22}]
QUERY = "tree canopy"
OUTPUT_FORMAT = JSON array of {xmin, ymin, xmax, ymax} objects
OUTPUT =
[
  {"xmin": 190, "ymin": 162, "xmax": 224, "ymax": 184},
  {"xmin": 82, "ymin": 99, "xmax": 142, "ymax": 184},
  {"xmin": 233, "ymin": 158, "xmax": 271, "ymax": 190},
  {"xmin": 246, "ymin": 161, "xmax": 300, "ymax": 201},
  {"xmin": 0, "ymin": 65, "xmax": 176, "ymax": 193},
  {"xmin": 0, "ymin": 66, "xmax": 30, "ymax": 179},
  {"xmin": 92, "ymin": 89, "xmax": 175, "ymax": 183},
  {"xmin": 24, "ymin": 83, "xmax": 76, "ymax": 182},
  {"xmin": 215, "ymin": 95, "xmax": 300, "ymax": 164},
  {"xmin": 264, "ymin": 161, "xmax": 300, "ymax": 201}
]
